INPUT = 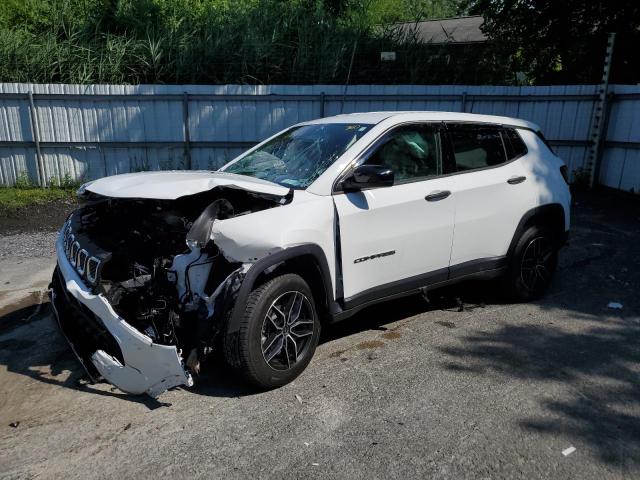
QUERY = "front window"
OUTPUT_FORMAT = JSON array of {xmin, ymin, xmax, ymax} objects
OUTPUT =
[
  {"xmin": 362, "ymin": 124, "xmax": 443, "ymax": 183},
  {"xmin": 222, "ymin": 123, "xmax": 372, "ymax": 188}
]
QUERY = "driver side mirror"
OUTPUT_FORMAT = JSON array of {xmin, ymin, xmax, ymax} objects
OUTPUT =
[{"xmin": 341, "ymin": 164, "xmax": 394, "ymax": 191}]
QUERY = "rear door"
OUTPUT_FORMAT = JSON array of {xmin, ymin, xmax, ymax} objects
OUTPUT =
[
  {"xmin": 445, "ymin": 123, "xmax": 535, "ymax": 272},
  {"xmin": 334, "ymin": 122, "xmax": 457, "ymax": 304}
]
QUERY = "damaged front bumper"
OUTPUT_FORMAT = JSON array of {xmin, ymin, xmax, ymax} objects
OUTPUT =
[{"xmin": 50, "ymin": 235, "xmax": 194, "ymax": 397}]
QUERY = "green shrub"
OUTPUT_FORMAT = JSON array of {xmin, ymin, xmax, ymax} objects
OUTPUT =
[
  {"xmin": 0, "ymin": 0, "xmax": 485, "ymax": 85},
  {"xmin": 14, "ymin": 171, "xmax": 34, "ymax": 189}
]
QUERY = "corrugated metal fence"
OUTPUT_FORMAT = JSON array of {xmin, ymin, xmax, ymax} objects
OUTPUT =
[{"xmin": 1, "ymin": 83, "xmax": 639, "ymax": 192}]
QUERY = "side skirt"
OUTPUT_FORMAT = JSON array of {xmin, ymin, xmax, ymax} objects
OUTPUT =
[{"xmin": 330, "ymin": 256, "xmax": 507, "ymax": 323}]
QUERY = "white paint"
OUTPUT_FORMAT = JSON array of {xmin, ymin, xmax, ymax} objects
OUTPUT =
[
  {"xmin": 334, "ymin": 177, "xmax": 455, "ymax": 299},
  {"xmin": 86, "ymin": 170, "xmax": 289, "ymax": 200},
  {"xmin": 448, "ymin": 149, "xmax": 535, "ymax": 265},
  {"xmin": 210, "ymin": 190, "xmax": 337, "ymax": 292}
]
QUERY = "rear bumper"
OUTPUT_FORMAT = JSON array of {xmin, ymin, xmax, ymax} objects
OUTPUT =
[{"xmin": 51, "ymin": 232, "xmax": 193, "ymax": 397}]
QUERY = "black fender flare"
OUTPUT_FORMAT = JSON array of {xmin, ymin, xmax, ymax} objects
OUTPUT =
[{"xmin": 226, "ymin": 244, "xmax": 335, "ymax": 337}]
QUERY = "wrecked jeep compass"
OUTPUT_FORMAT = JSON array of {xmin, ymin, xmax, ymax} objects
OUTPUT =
[{"xmin": 51, "ymin": 112, "xmax": 571, "ymax": 396}]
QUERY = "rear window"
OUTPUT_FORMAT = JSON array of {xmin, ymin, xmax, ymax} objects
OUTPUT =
[
  {"xmin": 502, "ymin": 128, "xmax": 528, "ymax": 160},
  {"xmin": 447, "ymin": 124, "xmax": 507, "ymax": 171}
]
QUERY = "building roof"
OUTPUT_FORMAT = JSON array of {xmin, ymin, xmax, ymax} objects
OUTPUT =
[{"xmin": 390, "ymin": 15, "xmax": 487, "ymax": 45}]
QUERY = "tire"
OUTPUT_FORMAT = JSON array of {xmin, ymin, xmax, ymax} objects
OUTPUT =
[
  {"xmin": 503, "ymin": 225, "xmax": 558, "ymax": 302},
  {"xmin": 223, "ymin": 273, "xmax": 321, "ymax": 389}
]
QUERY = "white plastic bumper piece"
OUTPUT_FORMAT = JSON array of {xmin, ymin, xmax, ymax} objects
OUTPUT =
[{"xmin": 55, "ymin": 233, "xmax": 193, "ymax": 397}]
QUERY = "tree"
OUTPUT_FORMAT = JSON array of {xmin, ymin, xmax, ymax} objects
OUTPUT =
[{"xmin": 468, "ymin": 0, "xmax": 640, "ymax": 84}]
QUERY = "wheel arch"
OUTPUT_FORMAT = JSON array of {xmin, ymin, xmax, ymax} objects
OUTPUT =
[
  {"xmin": 507, "ymin": 203, "xmax": 567, "ymax": 259},
  {"xmin": 227, "ymin": 245, "xmax": 336, "ymax": 339}
]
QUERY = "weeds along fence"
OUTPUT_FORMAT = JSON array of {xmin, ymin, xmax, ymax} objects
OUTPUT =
[{"xmin": 0, "ymin": 83, "xmax": 639, "ymax": 192}]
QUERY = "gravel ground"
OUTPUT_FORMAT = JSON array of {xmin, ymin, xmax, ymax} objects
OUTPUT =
[
  {"xmin": 0, "ymin": 190, "xmax": 639, "ymax": 479},
  {"xmin": 0, "ymin": 231, "xmax": 58, "ymax": 257}
]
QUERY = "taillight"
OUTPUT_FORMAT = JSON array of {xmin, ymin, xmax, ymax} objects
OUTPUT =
[{"xmin": 559, "ymin": 165, "xmax": 570, "ymax": 184}]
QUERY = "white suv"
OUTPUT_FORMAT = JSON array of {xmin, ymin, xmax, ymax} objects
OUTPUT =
[{"xmin": 50, "ymin": 112, "xmax": 571, "ymax": 396}]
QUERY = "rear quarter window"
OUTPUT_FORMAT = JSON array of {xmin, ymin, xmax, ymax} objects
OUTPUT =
[
  {"xmin": 502, "ymin": 128, "xmax": 528, "ymax": 160},
  {"xmin": 447, "ymin": 124, "xmax": 507, "ymax": 171}
]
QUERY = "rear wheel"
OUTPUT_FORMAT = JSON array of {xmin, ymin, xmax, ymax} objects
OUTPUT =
[
  {"xmin": 504, "ymin": 225, "xmax": 558, "ymax": 301},
  {"xmin": 224, "ymin": 273, "xmax": 320, "ymax": 388}
]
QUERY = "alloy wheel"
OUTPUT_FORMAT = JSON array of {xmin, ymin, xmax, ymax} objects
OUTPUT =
[
  {"xmin": 520, "ymin": 236, "xmax": 555, "ymax": 292},
  {"xmin": 261, "ymin": 291, "xmax": 315, "ymax": 371}
]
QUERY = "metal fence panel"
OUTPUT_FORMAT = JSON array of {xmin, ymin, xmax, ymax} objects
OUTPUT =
[{"xmin": 0, "ymin": 83, "xmax": 639, "ymax": 192}]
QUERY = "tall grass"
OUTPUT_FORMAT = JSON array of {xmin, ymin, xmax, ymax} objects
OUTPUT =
[{"xmin": 0, "ymin": 0, "xmax": 501, "ymax": 85}]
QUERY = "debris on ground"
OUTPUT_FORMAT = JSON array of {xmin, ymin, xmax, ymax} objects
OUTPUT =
[
  {"xmin": 295, "ymin": 394, "xmax": 303, "ymax": 404},
  {"xmin": 311, "ymin": 463, "xmax": 320, "ymax": 466},
  {"xmin": 607, "ymin": 302, "xmax": 623, "ymax": 310},
  {"xmin": 124, "ymin": 423, "xmax": 131, "ymax": 431},
  {"xmin": 562, "ymin": 446, "xmax": 576, "ymax": 456},
  {"xmin": 435, "ymin": 321, "xmax": 456, "ymax": 329},
  {"xmin": 9, "ymin": 421, "xmax": 20, "ymax": 428}
]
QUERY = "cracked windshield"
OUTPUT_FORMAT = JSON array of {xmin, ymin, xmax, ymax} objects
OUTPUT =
[{"xmin": 222, "ymin": 123, "xmax": 372, "ymax": 188}]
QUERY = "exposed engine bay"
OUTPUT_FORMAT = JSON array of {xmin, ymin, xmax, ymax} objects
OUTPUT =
[{"xmin": 55, "ymin": 186, "xmax": 289, "ymax": 394}]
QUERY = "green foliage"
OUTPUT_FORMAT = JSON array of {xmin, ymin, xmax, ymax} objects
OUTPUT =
[
  {"xmin": 467, "ymin": 0, "xmax": 640, "ymax": 84},
  {"xmin": 14, "ymin": 171, "xmax": 35, "ymax": 189},
  {"xmin": 0, "ymin": 0, "xmax": 492, "ymax": 84},
  {"xmin": 0, "ymin": 186, "xmax": 76, "ymax": 213}
]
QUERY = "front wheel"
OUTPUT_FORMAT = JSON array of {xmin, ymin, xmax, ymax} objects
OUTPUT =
[
  {"xmin": 224, "ymin": 273, "xmax": 320, "ymax": 389},
  {"xmin": 504, "ymin": 225, "xmax": 558, "ymax": 301}
]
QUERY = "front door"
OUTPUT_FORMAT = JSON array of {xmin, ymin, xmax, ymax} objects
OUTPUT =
[{"xmin": 333, "ymin": 123, "xmax": 456, "ymax": 305}]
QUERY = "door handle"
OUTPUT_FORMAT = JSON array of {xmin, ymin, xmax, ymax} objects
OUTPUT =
[
  {"xmin": 507, "ymin": 175, "xmax": 527, "ymax": 185},
  {"xmin": 425, "ymin": 190, "xmax": 451, "ymax": 202}
]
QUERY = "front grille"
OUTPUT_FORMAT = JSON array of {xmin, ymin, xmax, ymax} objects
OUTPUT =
[{"xmin": 61, "ymin": 216, "xmax": 110, "ymax": 288}]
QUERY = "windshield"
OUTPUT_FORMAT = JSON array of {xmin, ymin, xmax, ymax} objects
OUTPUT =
[{"xmin": 222, "ymin": 123, "xmax": 372, "ymax": 188}]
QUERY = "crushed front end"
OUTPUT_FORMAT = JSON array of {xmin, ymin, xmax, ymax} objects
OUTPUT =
[{"xmin": 50, "ymin": 187, "xmax": 285, "ymax": 397}]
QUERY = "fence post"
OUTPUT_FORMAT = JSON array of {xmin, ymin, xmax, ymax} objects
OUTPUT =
[
  {"xmin": 27, "ymin": 91, "xmax": 46, "ymax": 187},
  {"xmin": 461, "ymin": 91, "xmax": 467, "ymax": 113},
  {"xmin": 593, "ymin": 92, "xmax": 615, "ymax": 187},
  {"xmin": 587, "ymin": 32, "xmax": 616, "ymax": 188},
  {"xmin": 182, "ymin": 92, "xmax": 192, "ymax": 170},
  {"xmin": 320, "ymin": 91, "xmax": 325, "ymax": 118}
]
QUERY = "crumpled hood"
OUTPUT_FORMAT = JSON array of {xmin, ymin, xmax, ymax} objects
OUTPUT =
[{"xmin": 85, "ymin": 170, "xmax": 290, "ymax": 200}]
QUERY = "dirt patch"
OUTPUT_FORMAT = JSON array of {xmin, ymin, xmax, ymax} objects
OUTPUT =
[
  {"xmin": 0, "ymin": 198, "xmax": 78, "ymax": 234},
  {"xmin": 355, "ymin": 340, "xmax": 385, "ymax": 350},
  {"xmin": 330, "ymin": 334, "xmax": 398, "ymax": 358},
  {"xmin": 381, "ymin": 331, "xmax": 401, "ymax": 340}
]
